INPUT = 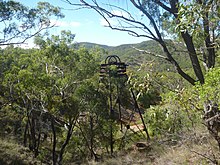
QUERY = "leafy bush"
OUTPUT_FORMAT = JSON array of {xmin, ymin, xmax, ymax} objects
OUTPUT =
[
  {"xmin": 195, "ymin": 67, "xmax": 220, "ymax": 104},
  {"xmin": 144, "ymin": 88, "xmax": 202, "ymax": 138}
]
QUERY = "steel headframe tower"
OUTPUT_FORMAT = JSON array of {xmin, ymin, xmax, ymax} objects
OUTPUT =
[
  {"xmin": 99, "ymin": 55, "xmax": 150, "ymax": 155},
  {"xmin": 99, "ymin": 55, "xmax": 127, "ymax": 155}
]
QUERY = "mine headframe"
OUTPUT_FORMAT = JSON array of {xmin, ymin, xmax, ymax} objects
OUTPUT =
[{"xmin": 100, "ymin": 55, "xmax": 128, "ymax": 80}]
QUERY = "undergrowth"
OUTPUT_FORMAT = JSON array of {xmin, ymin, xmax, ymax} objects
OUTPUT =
[{"xmin": 87, "ymin": 125, "xmax": 220, "ymax": 165}]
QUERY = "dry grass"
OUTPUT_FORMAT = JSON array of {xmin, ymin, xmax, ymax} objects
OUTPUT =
[
  {"xmin": 0, "ymin": 126, "xmax": 220, "ymax": 165},
  {"xmin": 154, "ymin": 141, "xmax": 219, "ymax": 165},
  {"xmin": 0, "ymin": 138, "xmax": 42, "ymax": 165},
  {"xmin": 87, "ymin": 127, "xmax": 220, "ymax": 165}
]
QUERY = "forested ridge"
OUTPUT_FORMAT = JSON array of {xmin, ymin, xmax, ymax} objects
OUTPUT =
[
  {"xmin": 77, "ymin": 40, "xmax": 192, "ymax": 71},
  {"xmin": 0, "ymin": 0, "xmax": 220, "ymax": 164}
]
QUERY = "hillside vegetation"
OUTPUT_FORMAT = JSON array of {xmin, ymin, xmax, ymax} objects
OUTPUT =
[
  {"xmin": 0, "ymin": 0, "xmax": 219, "ymax": 164},
  {"xmin": 0, "ymin": 36, "xmax": 220, "ymax": 164},
  {"xmin": 77, "ymin": 40, "xmax": 192, "ymax": 72}
]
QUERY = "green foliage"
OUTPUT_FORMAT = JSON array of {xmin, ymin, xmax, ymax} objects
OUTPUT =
[
  {"xmin": 143, "ymin": 76, "xmax": 203, "ymax": 138},
  {"xmin": 142, "ymin": 68, "xmax": 220, "ymax": 140},
  {"xmin": 0, "ymin": 30, "xmax": 100, "ymax": 162},
  {"xmin": 77, "ymin": 40, "xmax": 193, "ymax": 73},
  {"xmin": 127, "ymin": 62, "xmax": 162, "ymax": 108},
  {"xmin": 195, "ymin": 67, "xmax": 220, "ymax": 104},
  {"xmin": 2, "ymin": 2, "xmax": 219, "ymax": 160},
  {"xmin": 0, "ymin": 0, "xmax": 64, "ymax": 45},
  {"xmin": 145, "ymin": 93, "xmax": 187, "ymax": 137},
  {"xmin": 176, "ymin": 1, "xmax": 219, "ymax": 45}
]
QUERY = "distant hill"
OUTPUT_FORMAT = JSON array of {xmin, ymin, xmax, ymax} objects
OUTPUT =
[
  {"xmin": 74, "ymin": 42, "xmax": 112, "ymax": 50},
  {"xmin": 75, "ymin": 40, "xmax": 191, "ymax": 72}
]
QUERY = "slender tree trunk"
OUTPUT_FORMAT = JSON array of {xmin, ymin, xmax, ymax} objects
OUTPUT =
[
  {"xmin": 203, "ymin": 13, "xmax": 215, "ymax": 68},
  {"xmin": 57, "ymin": 125, "xmax": 72, "ymax": 165},
  {"xmin": 198, "ymin": 0, "xmax": 216, "ymax": 69},
  {"xmin": 78, "ymin": 120, "xmax": 99, "ymax": 161},
  {"xmin": 90, "ymin": 116, "xmax": 94, "ymax": 159},
  {"xmin": 35, "ymin": 129, "xmax": 41, "ymax": 157},
  {"xmin": 27, "ymin": 112, "xmax": 35, "ymax": 152},
  {"xmin": 181, "ymin": 32, "xmax": 205, "ymax": 84},
  {"xmin": 51, "ymin": 117, "xmax": 57, "ymax": 165},
  {"xmin": 57, "ymin": 117, "xmax": 78, "ymax": 165},
  {"xmin": 173, "ymin": 1, "xmax": 205, "ymax": 84},
  {"xmin": 23, "ymin": 120, "xmax": 29, "ymax": 147},
  {"xmin": 30, "ymin": 115, "xmax": 39, "ymax": 157}
]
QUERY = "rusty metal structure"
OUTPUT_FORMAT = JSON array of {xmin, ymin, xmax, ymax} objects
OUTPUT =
[
  {"xmin": 100, "ymin": 55, "xmax": 127, "ymax": 155},
  {"xmin": 99, "ymin": 55, "xmax": 149, "ymax": 155},
  {"xmin": 100, "ymin": 55, "xmax": 127, "ymax": 79}
]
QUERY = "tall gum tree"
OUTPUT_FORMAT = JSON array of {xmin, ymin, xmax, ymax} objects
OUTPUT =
[
  {"xmin": 64, "ymin": 0, "xmax": 219, "ymax": 85},
  {"xmin": 0, "ymin": 0, "xmax": 64, "ymax": 46}
]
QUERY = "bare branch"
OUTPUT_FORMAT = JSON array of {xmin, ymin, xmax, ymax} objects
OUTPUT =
[
  {"xmin": 63, "ymin": 0, "xmax": 206, "ymax": 85},
  {"xmin": 132, "ymin": 46, "xmax": 169, "ymax": 61},
  {"xmin": 205, "ymin": 113, "xmax": 220, "ymax": 123},
  {"xmin": 76, "ymin": 0, "xmax": 159, "ymax": 41},
  {"xmin": 130, "ymin": 0, "xmax": 162, "ymax": 41},
  {"xmin": 0, "ymin": 23, "xmax": 56, "ymax": 46}
]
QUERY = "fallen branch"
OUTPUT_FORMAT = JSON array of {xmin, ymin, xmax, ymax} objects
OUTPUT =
[{"xmin": 205, "ymin": 113, "xmax": 220, "ymax": 123}]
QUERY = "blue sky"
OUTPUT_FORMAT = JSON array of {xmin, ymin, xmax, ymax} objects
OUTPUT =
[{"xmin": 19, "ymin": 0, "xmax": 148, "ymax": 46}]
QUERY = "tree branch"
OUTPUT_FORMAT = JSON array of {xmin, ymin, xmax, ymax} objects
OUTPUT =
[
  {"xmin": 132, "ymin": 46, "xmax": 169, "ymax": 61},
  {"xmin": 0, "ymin": 23, "xmax": 56, "ymax": 46},
  {"xmin": 154, "ymin": 0, "xmax": 174, "ymax": 14},
  {"xmin": 73, "ymin": 0, "xmax": 159, "ymax": 41}
]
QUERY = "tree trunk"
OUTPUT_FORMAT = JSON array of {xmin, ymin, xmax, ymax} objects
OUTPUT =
[
  {"xmin": 90, "ymin": 116, "xmax": 94, "ymax": 159},
  {"xmin": 203, "ymin": 101, "xmax": 220, "ymax": 150},
  {"xmin": 23, "ymin": 120, "xmax": 29, "ymax": 147},
  {"xmin": 181, "ymin": 32, "xmax": 205, "ymax": 84},
  {"xmin": 160, "ymin": 41, "xmax": 197, "ymax": 85},
  {"xmin": 57, "ymin": 126, "xmax": 72, "ymax": 165},
  {"xmin": 173, "ymin": 1, "xmax": 205, "ymax": 84},
  {"xmin": 203, "ymin": 14, "xmax": 215, "ymax": 69},
  {"xmin": 34, "ymin": 131, "xmax": 41, "ymax": 157},
  {"xmin": 28, "ymin": 113, "xmax": 36, "ymax": 152},
  {"xmin": 198, "ymin": 0, "xmax": 216, "ymax": 69},
  {"xmin": 51, "ymin": 117, "xmax": 57, "ymax": 165},
  {"xmin": 78, "ymin": 119, "xmax": 99, "ymax": 161},
  {"xmin": 57, "ymin": 119, "xmax": 76, "ymax": 165}
]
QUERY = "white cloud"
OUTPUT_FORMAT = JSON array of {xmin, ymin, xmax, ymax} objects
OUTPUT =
[
  {"xmin": 70, "ymin": 22, "xmax": 81, "ymax": 27},
  {"xmin": 50, "ymin": 20, "xmax": 81, "ymax": 27}
]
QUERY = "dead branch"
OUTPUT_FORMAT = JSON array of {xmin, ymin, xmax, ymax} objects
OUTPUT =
[
  {"xmin": 205, "ymin": 113, "xmax": 220, "ymax": 123},
  {"xmin": 132, "ymin": 46, "xmax": 169, "ymax": 61}
]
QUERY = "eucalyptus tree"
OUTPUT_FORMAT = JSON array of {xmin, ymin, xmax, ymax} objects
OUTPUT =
[
  {"xmin": 32, "ymin": 31, "xmax": 80, "ymax": 164},
  {"xmin": 1, "ymin": 46, "xmax": 46, "ymax": 156},
  {"xmin": 1, "ymin": 31, "xmax": 75, "ymax": 162},
  {"xmin": 33, "ymin": 31, "xmax": 105, "ymax": 164},
  {"xmin": 0, "ymin": 0, "xmax": 64, "ymax": 46},
  {"xmin": 0, "ymin": 0, "xmax": 64, "ymax": 115}
]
